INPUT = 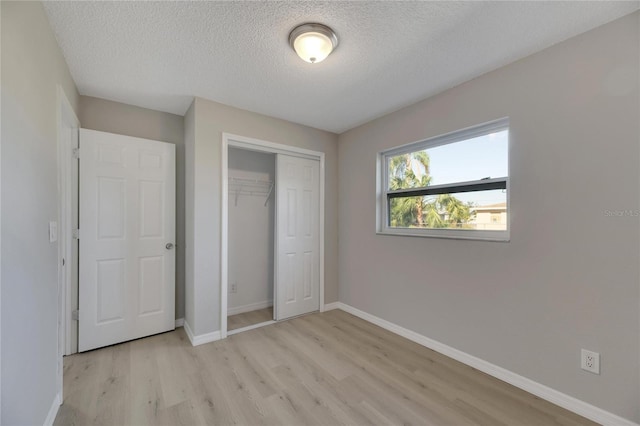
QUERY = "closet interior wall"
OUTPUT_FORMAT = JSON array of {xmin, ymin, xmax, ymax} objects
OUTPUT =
[{"xmin": 227, "ymin": 147, "xmax": 276, "ymax": 316}]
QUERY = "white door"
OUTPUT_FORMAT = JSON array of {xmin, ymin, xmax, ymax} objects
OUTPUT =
[
  {"xmin": 275, "ymin": 154, "xmax": 320, "ymax": 320},
  {"xmin": 78, "ymin": 129, "xmax": 175, "ymax": 352}
]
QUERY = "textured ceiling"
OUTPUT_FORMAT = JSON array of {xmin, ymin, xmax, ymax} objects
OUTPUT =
[{"xmin": 43, "ymin": 1, "xmax": 639, "ymax": 133}]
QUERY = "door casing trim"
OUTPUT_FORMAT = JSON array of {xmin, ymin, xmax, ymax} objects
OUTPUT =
[{"xmin": 57, "ymin": 85, "xmax": 80, "ymax": 403}]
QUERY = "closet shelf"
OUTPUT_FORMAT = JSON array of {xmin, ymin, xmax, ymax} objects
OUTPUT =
[{"xmin": 229, "ymin": 177, "xmax": 274, "ymax": 206}]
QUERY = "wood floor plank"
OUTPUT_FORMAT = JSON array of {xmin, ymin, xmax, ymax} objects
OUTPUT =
[
  {"xmin": 275, "ymin": 319, "xmax": 358, "ymax": 380},
  {"xmin": 128, "ymin": 336, "xmax": 166, "ymax": 425},
  {"xmin": 225, "ymin": 337, "xmax": 279, "ymax": 399},
  {"xmin": 56, "ymin": 310, "xmax": 598, "ymax": 426},
  {"xmin": 187, "ymin": 369, "xmax": 236, "ymax": 426},
  {"xmin": 228, "ymin": 306, "xmax": 273, "ymax": 331},
  {"xmin": 155, "ymin": 399, "xmax": 198, "ymax": 426},
  {"xmin": 288, "ymin": 314, "xmax": 481, "ymax": 425},
  {"xmin": 199, "ymin": 339, "xmax": 279, "ymax": 425},
  {"xmin": 238, "ymin": 327, "xmax": 377, "ymax": 425}
]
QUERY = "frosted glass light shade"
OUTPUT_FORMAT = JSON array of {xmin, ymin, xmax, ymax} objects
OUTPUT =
[
  {"xmin": 289, "ymin": 23, "xmax": 338, "ymax": 64},
  {"xmin": 293, "ymin": 32, "xmax": 333, "ymax": 63}
]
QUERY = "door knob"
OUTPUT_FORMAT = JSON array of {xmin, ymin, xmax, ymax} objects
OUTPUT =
[{"xmin": 165, "ymin": 243, "xmax": 174, "ymax": 250}]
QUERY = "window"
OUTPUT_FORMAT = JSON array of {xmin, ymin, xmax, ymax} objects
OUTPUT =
[{"xmin": 377, "ymin": 118, "xmax": 509, "ymax": 241}]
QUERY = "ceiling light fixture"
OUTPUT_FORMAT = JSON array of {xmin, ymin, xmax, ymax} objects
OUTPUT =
[{"xmin": 289, "ymin": 23, "xmax": 338, "ymax": 64}]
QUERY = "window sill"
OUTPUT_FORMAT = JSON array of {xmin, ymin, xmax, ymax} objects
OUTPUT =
[{"xmin": 376, "ymin": 228, "xmax": 510, "ymax": 242}]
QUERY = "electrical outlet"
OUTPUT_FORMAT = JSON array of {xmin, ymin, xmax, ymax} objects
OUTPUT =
[
  {"xmin": 49, "ymin": 221, "xmax": 58, "ymax": 243},
  {"xmin": 230, "ymin": 282, "xmax": 238, "ymax": 294},
  {"xmin": 581, "ymin": 349, "xmax": 600, "ymax": 374}
]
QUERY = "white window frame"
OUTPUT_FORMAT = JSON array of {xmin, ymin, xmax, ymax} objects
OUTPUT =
[{"xmin": 376, "ymin": 117, "xmax": 510, "ymax": 242}]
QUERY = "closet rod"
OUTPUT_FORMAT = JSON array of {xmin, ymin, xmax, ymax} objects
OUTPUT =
[
  {"xmin": 230, "ymin": 178, "xmax": 274, "ymax": 206},
  {"xmin": 229, "ymin": 177, "xmax": 272, "ymax": 186}
]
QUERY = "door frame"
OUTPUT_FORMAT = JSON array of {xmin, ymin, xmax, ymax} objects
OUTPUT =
[
  {"xmin": 220, "ymin": 133, "xmax": 325, "ymax": 339},
  {"xmin": 56, "ymin": 85, "xmax": 80, "ymax": 402}
]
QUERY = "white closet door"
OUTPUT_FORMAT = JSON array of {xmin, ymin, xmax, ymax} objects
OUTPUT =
[
  {"xmin": 78, "ymin": 129, "xmax": 175, "ymax": 352},
  {"xmin": 276, "ymin": 154, "xmax": 320, "ymax": 320}
]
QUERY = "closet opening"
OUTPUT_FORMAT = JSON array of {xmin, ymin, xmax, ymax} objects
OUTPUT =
[
  {"xmin": 227, "ymin": 147, "xmax": 276, "ymax": 332},
  {"xmin": 221, "ymin": 134, "xmax": 326, "ymax": 339}
]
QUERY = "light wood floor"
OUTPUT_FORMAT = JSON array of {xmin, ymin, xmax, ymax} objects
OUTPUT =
[
  {"xmin": 55, "ymin": 310, "xmax": 596, "ymax": 426},
  {"xmin": 228, "ymin": 306, "xmax": 274, "ymax": 331}
]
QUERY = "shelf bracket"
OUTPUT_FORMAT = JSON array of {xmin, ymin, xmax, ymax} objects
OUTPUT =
[{"xmin": 264, "ymin": 182, "xmax": 274, "ymax": 206}]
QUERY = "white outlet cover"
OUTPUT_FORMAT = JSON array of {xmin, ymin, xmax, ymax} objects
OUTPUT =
[
  {"xmin": 581, "ymin": 349, "xmax": 600, "ymax": 374},
  {"xmin": 49, "ymin": 221, "xmax": 58, "ymax": 243}
]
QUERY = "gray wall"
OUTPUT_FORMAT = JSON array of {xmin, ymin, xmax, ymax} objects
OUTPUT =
[
  {"xmin": 185, "ymin": 97, "xmax": 339, "ymax": 336},
  {"xmin": 1, "ymin": 2, "xmax": 80, "ymax": 424},
  {"xmin": 338, "ymin": 12, "xmax": 639, "ymax": 422},
  {"xmin": 79, "ymin": 96, "xmax": 186, "ymax": 320},
  {"xmin": 184, "ymin": 103, "xmax": 196, "ymax": 329},
  {"xmin": 228, "ymin": 148, "xmax": 275, "ymax": 312}
]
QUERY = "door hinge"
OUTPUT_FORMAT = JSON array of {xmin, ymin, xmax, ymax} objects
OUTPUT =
[
  {"xmin": 72, "ymin": 310, "xmax": 79, "ymax": 321},
  {"xmin": 73, "ymin": 229, "xmax": 80, "ymax": 239},
  {"xmin": 72, "ymin": 148, "xmax": 79, "ymax": 159}
]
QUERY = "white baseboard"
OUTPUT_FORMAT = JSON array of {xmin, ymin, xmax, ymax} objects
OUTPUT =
[
  {"xmin": 334, "ymin": 302, "xmax": 638, "ymax": 426},
  {"xmin": 43, "ymin": 392, "xmax": 61, "ymax": 426},
  {"xmin": 323, "ymin": 301, "xmax": 341, "ymax": 311},
  {"xmin": 183, "ymin": 320, "xmax": 221, "ymax": 347},
  {"xmin": 175, "ymin": 318, "xmax": 184, "ymax": 327},
  {"xmin": 227, "ymin": 300, "xmax": 273, "ymax": 316}
]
